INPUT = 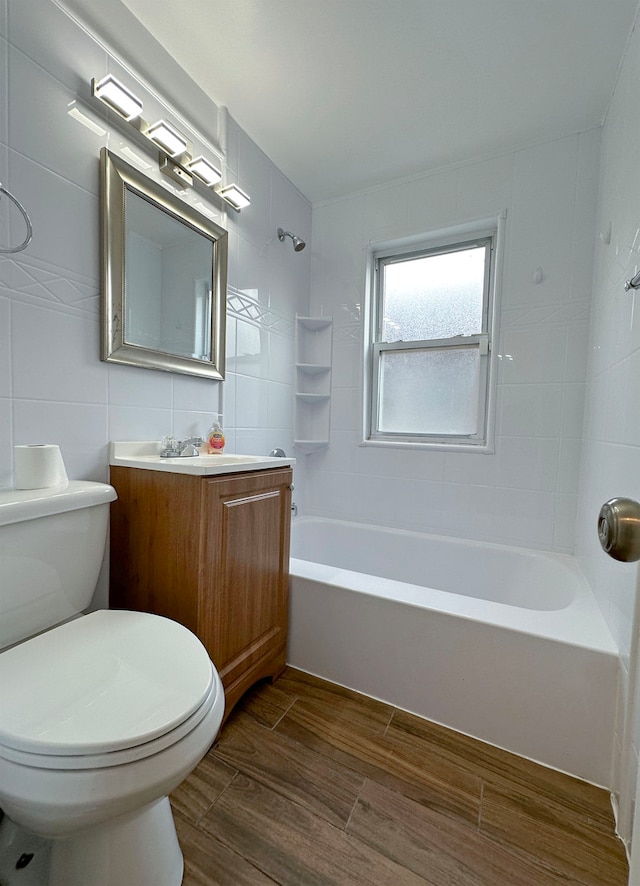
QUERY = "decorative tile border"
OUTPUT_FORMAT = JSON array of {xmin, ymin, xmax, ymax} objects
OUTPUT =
[
  {"xmin": 227, "ymin": 286, "xmax": 293, "ymax": 336},
  {"xmin": 0, "ymin": 266, "xmax": 298, "ymax": 337},
  {"xmin": 334, "ymin": 323, "xmax": 361, "ymax": 343},
  {"xmin": 2, "ymin": 258, "xmax": 591, "ymax": 340},
  {"xmin": 0, "ymin": 255, "xmax": 99, "ymax": 317}
]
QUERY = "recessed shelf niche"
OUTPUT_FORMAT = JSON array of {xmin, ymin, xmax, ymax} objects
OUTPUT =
[{"xmin": 294, "ymin": 315, "xmax": 332, "ymax": 453}]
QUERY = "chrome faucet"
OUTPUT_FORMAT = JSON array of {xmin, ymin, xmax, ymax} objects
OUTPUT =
[{"xmin": 160, "ymin": 436, "xmax": 204, "ymax": 458}]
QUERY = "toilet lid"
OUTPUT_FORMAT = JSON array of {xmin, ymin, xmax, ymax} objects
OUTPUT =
[{"xmin": 0, "ymin": 610, "xmax": 214, "ymax": 756}]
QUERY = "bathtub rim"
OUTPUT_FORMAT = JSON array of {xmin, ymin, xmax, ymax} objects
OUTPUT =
[{"xmin": 289, "ymin": 515, "xmax": 618, "ymax": 657}]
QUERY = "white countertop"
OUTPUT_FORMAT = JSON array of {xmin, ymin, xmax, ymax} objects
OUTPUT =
[{"xmin": 109, "ymin": 442, "xmax": 295, "ymax": 476}]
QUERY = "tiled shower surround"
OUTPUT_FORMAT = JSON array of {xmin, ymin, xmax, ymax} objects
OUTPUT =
[
  {"xmin": 4, "ymin": 0, "xmax": 640, "ymax": 863},
  {"xmin": 308, "ymin": 132, "xmax": 599, "ymax": 554}
]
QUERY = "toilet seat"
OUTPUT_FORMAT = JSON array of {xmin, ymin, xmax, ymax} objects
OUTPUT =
[
  {"xmin": 0, "ymin": 672, "xmax": 220, "ymax": 770},
  {"xmin": 0, "ymin": 610, "xmax": 216, "ymax": 768}
]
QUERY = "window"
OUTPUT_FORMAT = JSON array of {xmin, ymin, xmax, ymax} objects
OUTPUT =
[{"xmin": 365, "ymin": 216, "xmax": 502, "ymax": 450}]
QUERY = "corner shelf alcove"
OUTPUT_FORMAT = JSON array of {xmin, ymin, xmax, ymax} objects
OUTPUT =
[{"xmin": 294, "ymin": 316, "xmax": 332, "ymax": 453}]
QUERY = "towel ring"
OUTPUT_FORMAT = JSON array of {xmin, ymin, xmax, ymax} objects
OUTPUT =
[{"xmin": 0, "ymin": 183, "xmax": 33, "ymax": 254}]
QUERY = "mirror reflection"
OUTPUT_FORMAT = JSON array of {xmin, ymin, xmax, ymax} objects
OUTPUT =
[
  {"xmin": 101, "ymin": 148, "xmax": 228, "ymax": 379},
  {"xmin": 124, "ymin": 189, "xmax": 214, "ymax": 360}
]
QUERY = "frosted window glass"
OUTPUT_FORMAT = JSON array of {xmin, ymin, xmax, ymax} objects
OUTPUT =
[
  {"xmin": 382, "ymin": 246, "xmax": 486, "ymax": 342},
  {"xmin": 378, "ymin": 346, "xmax": 481, "ymax": 435}
]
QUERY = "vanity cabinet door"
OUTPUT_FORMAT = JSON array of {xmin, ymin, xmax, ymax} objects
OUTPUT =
[{"xmin": 200, "ymin": 468, "xmax": 292, "ymax": 711}]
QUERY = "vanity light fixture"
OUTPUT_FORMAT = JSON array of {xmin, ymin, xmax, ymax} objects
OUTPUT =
[
  {"xmin": 92, "ymin": 75, "xmax": 143, "ymax": 121},
  {"xmin": 217, "ymin": 183, "xmax": 251, "ymax": 210},
  {"xmin": 186, "ymin": 156, "xmax": 222, "ymax": 187},
  {"xmin": 145, "ymin": 120, "xmax": 189, "ymax": 157},
  {"xmin": 90, "ymin": 75, "xmax": 251, "ymax": 210}
]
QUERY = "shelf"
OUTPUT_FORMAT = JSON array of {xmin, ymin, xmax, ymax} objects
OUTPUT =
[
  {"xmin": 294, "ymin": 316, "xmax": 332, "ymax": 454},
  {"xmin": 293, "ymin": 439, "xmax": 330, "ymax": 452},
  {"xmin": 297, "ymin": 316, "xmax": 333, "ymax": 331},
  {"xmin": 295, "ymin": 392, "xmax": 330, "ymax": 403},
  {"xmin": 296, "ymin": 363, "xmax": 331, "ymax": 375}
]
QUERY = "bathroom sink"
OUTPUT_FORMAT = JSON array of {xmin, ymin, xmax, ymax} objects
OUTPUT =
[{"xmin": 109, "ymin": 442, "xmax": 295, "ymax": 476}]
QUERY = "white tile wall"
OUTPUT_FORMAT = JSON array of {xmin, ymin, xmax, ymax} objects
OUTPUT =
[
  {"xmin": 576, "ymin": 6, "xmax": 640, "ymax": 849},
  {"xmin": 307, "ymin": 130, "xmax": 600, "ymax": 553},
  {"xmin": 0, "ymin": 0, "xmax": 310, "ymax": 569},
  {"xmin": 0, "ymin": 35, "xmax": 8, "ymax": 153},
  {"xmin": 563, "ymin": 6, "xmax": 640, "ymax": 852},
  {"xmin": 0, "ymin": 296, "xmax": 11, "ymax": 399}
]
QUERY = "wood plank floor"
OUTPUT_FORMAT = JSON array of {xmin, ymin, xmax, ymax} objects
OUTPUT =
[{"xmin": 170, "ymin": 668, "xmax": 629, "ymax": 885}]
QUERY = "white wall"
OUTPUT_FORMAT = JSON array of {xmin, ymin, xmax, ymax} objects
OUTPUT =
[
  {"xmin": 0, "ymin": 0, "xmax": 311, "ymax": 554},
  {"xmin": 576, "ymin": 5, "xmax": 640, "ymax": 850},
  {"xmin": 307, "ymin": 131, "xmax": 600, "ymax": 553}
]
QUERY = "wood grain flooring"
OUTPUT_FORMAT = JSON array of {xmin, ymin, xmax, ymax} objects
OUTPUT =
[{"xmin": 170, "ymin": 668, "xmax": 629, "ymax": 885}]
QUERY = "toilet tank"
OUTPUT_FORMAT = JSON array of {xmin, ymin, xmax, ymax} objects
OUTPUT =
[{"xmin": 0, "ymin": 481, "xmax": 117, "ymax": 650}]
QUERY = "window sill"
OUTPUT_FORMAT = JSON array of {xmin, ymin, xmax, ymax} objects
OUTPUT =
[{"xmin": 360, "ymin": 438, "xmax": 495, "ymax": 454}]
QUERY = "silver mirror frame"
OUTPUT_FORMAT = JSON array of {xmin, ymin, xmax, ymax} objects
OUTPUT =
[{"xmin": 100, "ymin": 147, "xmax": 227, "ymax": 379}]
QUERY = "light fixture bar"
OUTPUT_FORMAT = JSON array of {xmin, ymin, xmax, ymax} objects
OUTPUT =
[
  {"xmin": 145, "ymin": 120, "xmax": 188, "ymax": 157},
  {"xmin": 159, "ymin": 156, "xmax": 193, "ymax": 187},
  {"xmin": 186, "ymin": 156, "xmax": 222, "ymax": 187},
  {"xmin": 217, "ymin": 183, "xmax": 251, "ymax": 210},
  {"xmin": 92, "ymin": 75, "xmax": 143, "ymax": 121}
]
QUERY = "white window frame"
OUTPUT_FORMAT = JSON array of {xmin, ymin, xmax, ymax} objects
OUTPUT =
[{"xmin": 362, "ymin": 213, "xmax": 505, "ymax": 453}]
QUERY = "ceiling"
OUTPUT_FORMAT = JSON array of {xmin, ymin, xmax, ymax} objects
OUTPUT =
[{"xmin": 76, "ymin": 1, "xmax": 639, "ymax": 204}]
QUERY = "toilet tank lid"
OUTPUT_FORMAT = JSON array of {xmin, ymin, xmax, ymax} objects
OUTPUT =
[{"xmin": 0, "ymin": 481, "xmax": 117, "ymax": 527}]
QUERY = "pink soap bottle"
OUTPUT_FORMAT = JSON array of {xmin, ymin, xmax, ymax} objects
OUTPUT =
[{"xmin": 206, "ymin": 415, "xmax": 225, "ymax": 454}]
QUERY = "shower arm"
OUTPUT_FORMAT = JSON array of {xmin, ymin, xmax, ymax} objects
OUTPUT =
[
  {"xmin": 625, "ymin": 271, "xmax": 640, "ymax": 291},
  {"xmin": 277, "ymin": 227, "xmax": 306, "ymax": 252}
]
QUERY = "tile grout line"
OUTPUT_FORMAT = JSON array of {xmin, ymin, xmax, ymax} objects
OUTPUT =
[
  {"xmin": 477, "ymin": 779, "xmax": 485, "ymax": 833},
  {"xmin": 194, "ymin": 768, "xmax": 241, "ymax": 829},
  {"xmin": 269, "ymin": 695, "xmax": 300, "ymax": 731},
  {"xmin": 383, "ymin": 706, "xmax": 398, "ymax": 737},
  {"xmin": 344, "ymin": 776, "xmax": 368, "ymax": 833}
]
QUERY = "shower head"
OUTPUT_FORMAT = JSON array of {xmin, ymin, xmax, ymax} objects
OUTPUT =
[{"xmin": 277, "ymin": 227, "xmax": 306, "ymax": 252}]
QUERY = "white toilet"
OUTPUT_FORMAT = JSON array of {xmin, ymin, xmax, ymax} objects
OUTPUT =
[{"xmin": 0, "ymin": 480, "xmax": 225, "ymax": 886}]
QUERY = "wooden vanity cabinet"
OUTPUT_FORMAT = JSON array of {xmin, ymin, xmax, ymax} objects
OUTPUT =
[{"xmin": 109, "ymin": 466, "xmax": 292, "ymax": 718}]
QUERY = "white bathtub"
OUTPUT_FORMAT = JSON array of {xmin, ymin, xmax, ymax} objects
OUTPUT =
[{"xmin": 288, "ymin": 516, "xmax": 619, "ymax": 786}]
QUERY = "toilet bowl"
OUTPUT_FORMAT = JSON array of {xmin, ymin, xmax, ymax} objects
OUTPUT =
[{"xmin": 0, "ymin": 482, "xmax": 225, "ymax": 886}]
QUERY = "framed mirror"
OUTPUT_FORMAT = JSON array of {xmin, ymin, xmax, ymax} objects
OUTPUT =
[{"xmin": 100, "ymin": 147, "xmax": 227, "ymax": 379}]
